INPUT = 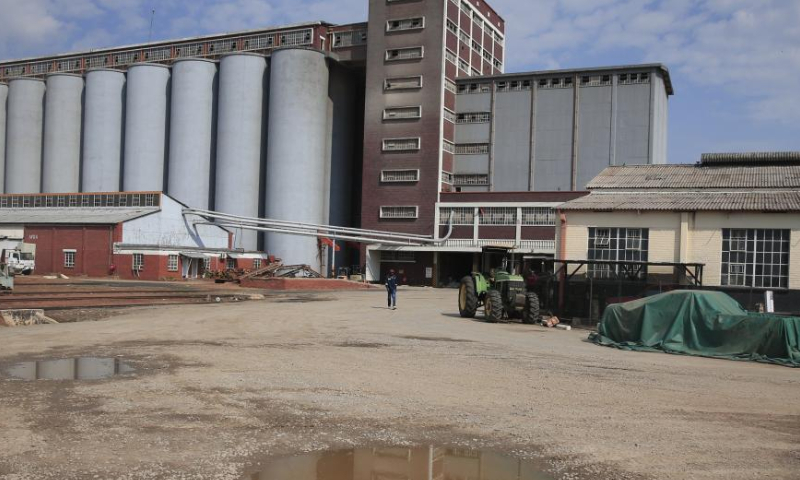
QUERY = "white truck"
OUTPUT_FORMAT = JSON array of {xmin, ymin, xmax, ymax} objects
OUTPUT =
[{"xmin": 0, "ymin": 242, "xmax": 36, "ymax": 275}]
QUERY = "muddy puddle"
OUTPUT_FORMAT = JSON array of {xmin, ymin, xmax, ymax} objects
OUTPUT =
[
  {"xmin": 244, "ymin": 446, "xmax": 554, "ymax": 479},
  {"xmin": 3, "ymin": 357, "xmax": 134, "ymax": 381}
]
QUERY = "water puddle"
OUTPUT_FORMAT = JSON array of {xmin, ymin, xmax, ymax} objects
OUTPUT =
[
  {"xmin": 3, "ymin": 357, "xmax": 134, "ymax": 381},
  {"xmin": 244, "ymin": 446, "xmax": 554, "ymax": 479}
]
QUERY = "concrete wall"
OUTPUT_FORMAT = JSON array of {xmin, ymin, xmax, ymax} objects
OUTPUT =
[
  {"xmin": 5, "ymin": 79, "xmax": 45, "ymax": 193},
  {"xmin": 81, "ymin": 69, "xmax": 125, "ymax": 193},
  {"xmin": 42, "ymin": 74, "xmax": 83, "ymax": 193},
  {"xmin": 615, "ymin": 83, "xmax": 651, "ymax": 166},
  {"xmin": 493, "ymin": 90, "xmax": 531, "ymax": 191},
  {"xmin": 533, "ymin": 87, "xmax": 574, "ymax": 191},
  {"xmin": 121, "ymin": 195, "xmax": 229, "ymax": 249},
  {"xmin": 576, "ymin": 85, "xmax": 612, "ymax": 189}
]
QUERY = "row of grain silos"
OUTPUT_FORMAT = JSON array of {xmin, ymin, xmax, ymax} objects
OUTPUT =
[{"xmin": 0, "ymin": 48, "xmax": 357, "ymax": 269}]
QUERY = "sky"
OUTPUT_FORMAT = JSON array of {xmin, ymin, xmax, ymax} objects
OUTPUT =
[{"xmin": 0, "ymin": 0, "xmax": 798, "ymax": 164}]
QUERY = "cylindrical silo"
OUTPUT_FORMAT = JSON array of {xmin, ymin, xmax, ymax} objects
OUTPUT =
[
  {"xmin": 168, "ymin": 58, "xmax": 216, "ymax": 209},
  {"xmin": 82, "ymin": 69, "xmax": 125, "ymax": 192},
  {"xmin": 215, "ymin": 53, "xmax": 267, "ymax": 251},
  {"xmin": 5, "ymin": 78, "xmax": 45, "ymax": 194},
  {"xmin": 42, "ymin": 73, "xmax": 84, "ymax": 193},
  {"xmin": 0, "ymin": 83, "xmax": 7, "ymax": 194},
  {"xmin": 123, "ymin": 63, "xmax": 170, "ymax": 192},
  {"xmin": 265, "ymin": 49, "xmax": 330, "ymax": 270}
]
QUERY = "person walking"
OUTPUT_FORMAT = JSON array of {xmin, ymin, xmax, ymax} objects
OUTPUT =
[{"xmin": 385, "ymin": 269, "xmax": 398, "ymax": 310}]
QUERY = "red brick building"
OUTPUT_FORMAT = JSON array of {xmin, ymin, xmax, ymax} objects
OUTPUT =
[{"xmin": 0, "ymin": 192, "xmax": 267, "ymax": 280}]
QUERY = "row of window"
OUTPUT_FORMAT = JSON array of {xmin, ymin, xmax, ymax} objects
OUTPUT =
[
  {"xmin": 455, "ymin": 143, "xmax": 490, "ymax": 155},
  {"xmin": 385, "ymin": 46, "xmax": 424, "ymax": 62},
  {"xmin": 64, "ymin": 253, "xmax": 262, "ymax": 272},
  {"xmin": 380, "ymin": 206, "xmax": 418, "ymax": 219},
  {"xmin": 584, "ymin": 227, "xmax": 790, "ymax": 288},
  {"xmin": 383, "ymin": 138, "xmax": 421, "ymax": 152},
  {"xmin": 383, "ymin": 106, "xmax": 422, "ymax": 120},
  {"xmin": 2, "ymin": 29, "xmax": 315, "ymax": 79},
  {"xmin": 0, "ymin": 192, "xmax": 159, "ymax": 209},
  {"xmin": 381, "ymin": 169, "xmax": 419, "ymax": 183},
  {"xmin": 384, "ymin": 75, "xmax": 423, "ymax": 91},
  {"xmin": 450, "ymin": 0, "xmax": 504, "ymax": 44},
  {"xmin": 439, "ymin": 207, "xmax": 556, "ymax": 226},
  {"xmin": 454, "ymin": 71, "xmax": 654, "ymax": 95},
  {"xmin": 386, "ymin": 17, "xmax": 424, "ymax": 32}
]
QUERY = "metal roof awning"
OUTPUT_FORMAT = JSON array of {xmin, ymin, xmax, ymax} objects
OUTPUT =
[
  {"xmin": 180, "ymin": 251, "xmax": 207, "ymax": 259},
  {"xmin": 227, "ymin": 253, "xmax": 245, "ymax": 259}
]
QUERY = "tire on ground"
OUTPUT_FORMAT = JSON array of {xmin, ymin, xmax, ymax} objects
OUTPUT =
[
  {"xmin": 523, "ymin": 292, "xmax": 540, "ymax": 324},
  {"xmin": 485, "ymin": 289, "xmax": 503, "ymax": 323},
  {"xmin": 458, "ymin": 276, "xmax": 478, "ymax": 318}
]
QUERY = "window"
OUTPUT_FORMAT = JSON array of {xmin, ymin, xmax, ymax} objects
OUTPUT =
[
  {"xmin": 445, "ymin": 49, "xmax": 458, "ymax": 64},
  {"xmin": 226, "ymin": 258, "xmax": 237, "ymax": 270},
  {"xmin": 203, "ymin": 257, "xmax": 211, "ymax": 271},
  {"xmin": 386, "ymin": 17, "xmax": 424, "ymax": 32},
  {"xmin": 625, "ymin": 229, "xmax": 642, "ymax": 250},
  {"xmin": 380, "ymin": 206, "xmax": 418, "ymax": 219},
  {"xmin": 384, "ymin": 76, "xmax": 423, "ymax": 91},
  {"xmin": 380, "ymin": 251, "xmax": 416, "ymax": 262},
  {"xmin": 63, "ymin": 251, "xmax": 75, "ymax": 268},
  {"xmin": 167, "ymin": 254, "xmax": 179, "ymax": 272},
  {"xmin": 455, "ymin": 143, "xmax": 490, "ymax": 155},
  {"xmin": 587, "ymin": 228, "xmax": 649, "ymax": 279},
  {"xmin": 440, "ymin": 207, "xmax": 475, "ymax": 225},
  {"xmin": 382, "ymin": 138, "xmax": 420, "ymax": 152},
  {"xmin": 383, "ymin": 106, "xmax": 422, "ymax": 120},
  {"xmin": 456, "ymin": 112, "xmax": 490, "ymax": 124},
  {"xmin": 385, "ymin": 46, "xmax": 424, "ymax": 61},
  {"xmin": 721, "ymin": 229, "xmax": 790, "ymax": 288},
  {"xmin": 458, "ymin": 58, "xmax": 469, "ymax": 72},
  {"xmin": 521, "ymin": 207, "xmax": 556, "ymax": 226},
  {"xmin": 444, "ymin": 78, "xmax": 457, "ymax": 93},
  {"xmin": 133, "ymin": 253, "xmax": 144, "ymax": 271},
  {"xmin": 479, "ymin": 207, "xmax": 516, "ymax": 226},
  {"xmin": 253, "ymin": 258, "xmax": 262, "ymax": 270},
  {"xmin": 453, "ymin": 174, "xmax": 489, "ymax": 186},
  {"xmin": 456, "ymin": 82, "xmax": 490, "ymax": 94},
  {"xmin": 447, "ymin": 20, "xmax": 458, "ymax": 35},
  {"xmin": 381, "ymin": 169, "xmax": 420, "ymax": 182},
  {"xmin": 443, "ymin": 108, "xmax": 456, "ymax": 123},
  {"xmin": 442, "ymin": 140, "xmax": 455, "ymax": 154}
]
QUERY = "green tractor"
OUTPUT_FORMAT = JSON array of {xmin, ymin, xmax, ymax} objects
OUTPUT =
[{"xmin": 458, "ymin": 246, "xmax": 540, "ymax": 324}]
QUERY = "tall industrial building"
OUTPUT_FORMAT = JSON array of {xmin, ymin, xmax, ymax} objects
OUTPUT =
[{"xmin": 0, "ymin": 0, "xmax": 672, "ymax": 284}]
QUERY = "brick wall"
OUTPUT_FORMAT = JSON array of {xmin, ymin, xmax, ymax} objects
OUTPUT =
[{"xmin": 24, "ymin": 225, "xmax": 115, "ymax": 277}]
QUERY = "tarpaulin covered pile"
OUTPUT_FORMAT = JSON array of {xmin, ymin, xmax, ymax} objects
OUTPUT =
[{"xmin": 590, "ymin": 290, "xmax": 800, "ymax": 367}]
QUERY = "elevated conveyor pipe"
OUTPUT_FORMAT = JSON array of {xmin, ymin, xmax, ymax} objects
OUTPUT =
[{"xmin": 183, "ymin": 208, "xmax": 453, "ymax": 246}]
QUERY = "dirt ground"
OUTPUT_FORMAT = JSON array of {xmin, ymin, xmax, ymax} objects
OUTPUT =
[{"xmin": 1, "ymin": 287, "xmax": 798, "ymax": 479}]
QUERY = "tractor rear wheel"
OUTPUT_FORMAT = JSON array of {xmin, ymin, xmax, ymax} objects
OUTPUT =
[
  {"xmin": 458, "ymin": 276, "xmax": 478, "ymax": 318},
  {"xmin": 523, "ymin": 292, "xmax": 540, "ymax": 324},
  {"xmin": 484, "ymin": 289, "xmax": 503, "ymax": 323}
]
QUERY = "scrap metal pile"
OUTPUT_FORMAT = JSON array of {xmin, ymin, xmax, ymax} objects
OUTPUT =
[{"xmin": 213, "ymin": 258, "xmax": 322, "ymax": 283}]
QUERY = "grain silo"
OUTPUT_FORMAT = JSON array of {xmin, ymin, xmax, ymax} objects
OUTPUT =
[
  {"xmin": 167, "ymin": 58, "xmax": 217, "ymax": 209},
  {"xmin": 123, "ymin": 63, "xmax": 170, "ymax": 192},
  {"xmin": 81, "ymin": 69, "xmax": 126, "ymax": 192},
  {"xmin": 0, "ymin": 83, "xmax": 7, "ymax": 194},
  {"xmin": 265, "ymin": 48, "xmax": 330, "ymax": 269},
  {"xmin": 42, "ymin": 73, "xmax": 83, "ymax": 193},
  {"xmin": 5, "ymin": 78, "xmax": 45, "ymax": 194},
  {"xmin": 214, "ymin": 53, "xmax": 267, "ymax": 251}
]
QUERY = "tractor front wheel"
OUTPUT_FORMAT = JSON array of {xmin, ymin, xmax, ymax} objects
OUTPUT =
[
  {"xmin": 523, "ymin": 292, "xmax": 540, "ymax": 324},
  {"xmin": 484, "ymin": 289, "xmax": 503, "ymax": 323},
  {"xmin": 458, "ymin": 276, "xmax": 478, "ymax": 318}
]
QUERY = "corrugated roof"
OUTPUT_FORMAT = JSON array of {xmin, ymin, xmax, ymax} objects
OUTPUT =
[
  {"xmin": 587, "ymin": 164, "xmax": 800, "ymax": 190},
  {"xmin": 0, "ymin": 207, "xmax": 158, "ymax": 224},
  {"xmin": 559, "ymin": 191, "xmax": 800, "ymax": 212},
  {"xmin": 700, "ymin": 152, "xmax": 800, "ymax": 166}
]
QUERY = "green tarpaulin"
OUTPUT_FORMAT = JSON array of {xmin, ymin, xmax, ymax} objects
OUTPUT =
[{"xmin": 590, "ymin": 290, "xmax": 800, "ymax": 367}]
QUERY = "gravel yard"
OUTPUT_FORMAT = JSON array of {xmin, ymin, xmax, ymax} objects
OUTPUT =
[{"xmin": 1, "ymin": 287, "xmax": 798, "ymax": 479}]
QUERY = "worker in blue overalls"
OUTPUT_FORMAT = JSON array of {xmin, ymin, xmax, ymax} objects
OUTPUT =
[{"xmin": 385, "ymin": 269, "xmax": 398, "ymax": 310}]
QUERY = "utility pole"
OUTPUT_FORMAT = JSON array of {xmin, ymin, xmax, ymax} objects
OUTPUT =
[{"xmin": 148, "ymin": 9, "xmax": 156, "ymax": 42}]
